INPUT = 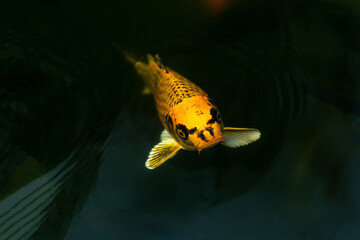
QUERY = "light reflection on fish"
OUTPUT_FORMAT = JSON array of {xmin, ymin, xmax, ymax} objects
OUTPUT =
[{"xmin": 126, "ymin": 53, "xmax": 261, "ymax": 169}]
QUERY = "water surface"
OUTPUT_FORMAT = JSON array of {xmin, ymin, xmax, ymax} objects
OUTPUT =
[{"xmin": 0, "ymin": 0, "xmax": 359, "ymax": 239}]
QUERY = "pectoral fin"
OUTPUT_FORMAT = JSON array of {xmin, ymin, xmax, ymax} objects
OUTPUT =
[
  {"xmin": 222, "ymin": 127, "xmax": 261, "ymax": 148},
  {"xmin": 146, "ymin": 139, "xmax": 182, "ymax": 169},
  {"xmin": 160, "ymin": 128, "xmax": 172, "ymax": 141}
]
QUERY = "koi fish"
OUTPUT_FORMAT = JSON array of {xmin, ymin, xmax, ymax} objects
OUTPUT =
[{"xmin": 126, "ymin": 53, "xmax": 260, "ymax": 169}]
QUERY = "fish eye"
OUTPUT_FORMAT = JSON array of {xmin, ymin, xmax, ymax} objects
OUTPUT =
[
  {"xmin": 177, "ymin": 129, "xmax": 186, "ymax": 139},
  {"xmin": 216, "ymin": 112, "xmax": 221, "ymax": 120},
  {"xmin": 176, "ymin": 124, "xmax": 189, "ymax": 140}
]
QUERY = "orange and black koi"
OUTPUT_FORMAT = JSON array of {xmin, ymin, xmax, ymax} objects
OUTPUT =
[{"xmin": 126, "ymin": 53, "xmax": 261, "ymax": 169}]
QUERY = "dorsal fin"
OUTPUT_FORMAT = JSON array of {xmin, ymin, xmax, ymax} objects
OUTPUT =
[{"xmin": 154, "ymin": 54, "xmax": 169, "ymax": 74}]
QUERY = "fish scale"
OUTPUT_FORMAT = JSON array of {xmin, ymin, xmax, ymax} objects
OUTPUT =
[{"xmin": 148, "ymin": 67, "xmax": 206, "ymax": 125}]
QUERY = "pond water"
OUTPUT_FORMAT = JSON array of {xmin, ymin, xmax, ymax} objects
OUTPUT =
[{"xmin": 0, "ymin": 0, "xmax": 359, "ymax": 239}]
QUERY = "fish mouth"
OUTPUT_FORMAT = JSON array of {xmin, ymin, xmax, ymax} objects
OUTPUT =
[{"xmin": 200, "ymin": 139, "xmax": 222, "ymax": 151}]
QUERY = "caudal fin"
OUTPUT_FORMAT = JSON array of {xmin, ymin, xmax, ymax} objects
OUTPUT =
[
  {"xmin": 112, "ymin": 43, "xmax": 137, "ymax": 64},
  {"xmin": 123, "ymin": 51, "xmax": 136, "ymax": 64}
]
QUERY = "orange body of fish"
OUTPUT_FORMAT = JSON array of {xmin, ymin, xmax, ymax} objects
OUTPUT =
[{"xmin": 127, "ymin": 53, "xmax": 260, "ymax": 169}]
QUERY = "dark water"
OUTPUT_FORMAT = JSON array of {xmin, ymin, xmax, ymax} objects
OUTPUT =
[{"xmin": 0, "ymin": 0, "xmax": 359, "ymax": 239}]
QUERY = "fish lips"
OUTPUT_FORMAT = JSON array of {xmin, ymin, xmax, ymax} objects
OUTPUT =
[{"xmin": 198, "ymin": 138, "xmax": 222, "ymax": 152}]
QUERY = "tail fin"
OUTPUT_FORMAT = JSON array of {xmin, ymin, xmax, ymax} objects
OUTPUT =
[
  {"xmin": 123, "ymin": 51, "xmax": 136, "ymax": 64},
  {"xmin": 112, "ymin": 43, "xmax": 136, "ymax": 64}
]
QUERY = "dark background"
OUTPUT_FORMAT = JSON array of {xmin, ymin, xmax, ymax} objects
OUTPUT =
[{"xmin": 0, "ymin": 0, "xmax": 359, "ymax": 239}]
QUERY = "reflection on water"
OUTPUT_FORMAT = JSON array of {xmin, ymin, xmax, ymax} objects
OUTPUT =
[
  {"xmin": 0, "ymin": 25, "xmax": 127, "ymax": 239},
  {"xmin": 0, "ymin": 151, "xmax": 76, "ymax": 239},
  {"xmin": 0, "ymin": 0, "xmax": 359, "ymax": 239}
]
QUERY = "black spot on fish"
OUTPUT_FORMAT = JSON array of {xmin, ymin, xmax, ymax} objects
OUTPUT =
[
  {"xmin": 176, "ymin": 99, "xmax": 183, "ymax": 105},
  {"xmin": 189, "ymin": 127, "xmax": 197, "ymax": 134},
  {"xmin": 197, "ymin": 130, "xmax": 208, "ymax": 142},
  {"xmin": 207, "ymin": 118, "xmax": 216, "ymax": 124},
  {"xmin": 206, "ymin": 127, "xmax": 214, "ymax": 136},
  {"xmin": 176, "ymin": 124, "xmax": 189, "ymax": 140},
  {"xmin": 196, "ymin": 110, "xmax": 203, "ymax": 115},
  {"xmin": 207, "ymin": 108, "xmax": 221, "ymax": 124},
  {"xmin": 210, "ymin": 108, "xmax": 218, "ymax": 120}
]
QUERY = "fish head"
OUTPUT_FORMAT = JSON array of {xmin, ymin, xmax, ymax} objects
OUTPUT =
[{"xmin": 168, "ymin": 96, "xmax": 224, "ymax": 151}]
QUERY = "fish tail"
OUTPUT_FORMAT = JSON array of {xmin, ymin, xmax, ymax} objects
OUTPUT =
[
  {"xmin": 123, "ymin": 51, "xmax": 137, "ymax": 64},
  {"xmin": 112, "ymin": 43, "xmax": 137, "ymax": 64}
]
